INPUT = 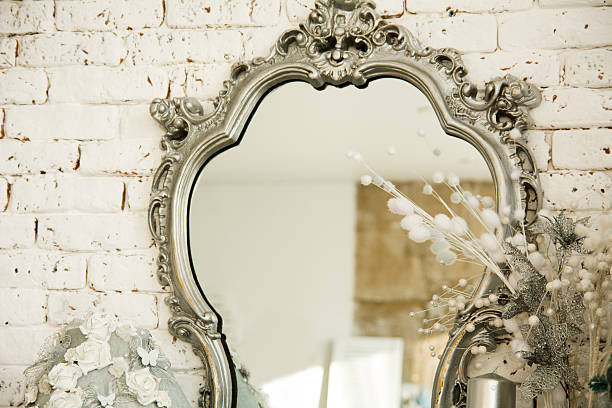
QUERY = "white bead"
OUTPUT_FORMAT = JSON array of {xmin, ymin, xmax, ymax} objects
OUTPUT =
[
  {"xmin": 423, "ymin": 184, "xmax": 433, "ymax": 195},
  {"xmin": 387, "ymin": 146, "xmax": 397, "ymax": 155},
  {"xmin": 466, "ymin": 323, "xmax": 476, "ymax": 332},
  {"xmin": 432, "ymin": 171, "xmax": 445, "ymax": 184},
  {"xmin": 488, "ymin": 294, "xmax": 498, "ymax": 303},
  {"xmin": 416, "ymin": 129, "xmax": 426, "ymax": 137},
  {"xmin": 458, "ymin": 279, "xmax": 467, "ymax": 287},
  {"xmin": 528, "ymin": 315, "xmax": 540, "ymax": 326},
  {"xmin": 360, "ymin": 175, "xmax": 372, "ymax": 186},
  {"xmin": 545, "ymin": 308, "xmax": 554, "ymax": 317},
  {"xmin": 478, "ymin": 345, "xmax": 487, "ymax": 354},
  {"xmin": 447, "ymin": 173, "xmax": 460, "ymax": 187},
  {"xmin": 474, "ymin": 299, "xmax": 484, "ymax": 308},
  {"xmin": 552, "ymin": 279, "xmax": 562, "ymax": 290},
  {"xmin": 434, "ymin": 214, "xmax": 453, "ymax": 232},
  {"xmin": 471, "ymin": 347, "xmax": 480, "ymax": 355}
]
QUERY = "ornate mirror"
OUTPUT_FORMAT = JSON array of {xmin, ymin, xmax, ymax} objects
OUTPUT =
[{"xmin": 148, "ymin": 1, "xmax": 542, "ymax": 407}]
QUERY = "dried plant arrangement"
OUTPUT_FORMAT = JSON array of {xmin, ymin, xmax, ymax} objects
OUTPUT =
[{"xmin": 349, "ymin": 151, "xmax": 612, "ymax": 407}]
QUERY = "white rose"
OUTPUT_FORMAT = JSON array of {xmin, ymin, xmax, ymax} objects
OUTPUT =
[
  {"xmin": 156, "ymin": 390, "xmax": 171, "ymax": 407},
  {"xmin": 24, "ymin": 384, "xmax": 37, "ymax": 404},
  {"xmin": 115, "ymin": 322, "xmax": 137, "ymax": 342},
  {"xmin": 67, "ymin": 339, "xmax": 112, "ymax": 375},
  {"xmin": 108, "ymin": 357, "xmax": 129, "ymax": 378},
  {"xmin": 47, "ymin": 363, "xmax": 82, "ymax": 391},
  {"xmin": 126, "ymin": 368, "xmax": 160, "ymax": 405},
  {"xmin": 79, "ymin": 313, "xmax": 117, "ymax": 342},
  {"xmin": 48, "ymin": 390, "xmax": 83, "ymax": 408}
]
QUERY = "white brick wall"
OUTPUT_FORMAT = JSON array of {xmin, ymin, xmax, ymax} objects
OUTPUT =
[{"xmin": 0, "ymin": 0, "xmax": 610, "ymax": 405}]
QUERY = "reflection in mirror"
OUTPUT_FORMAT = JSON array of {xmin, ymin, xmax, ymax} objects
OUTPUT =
[{"xmin": 190, "ymin": 79, "xmax": 494, "ymax": 408}]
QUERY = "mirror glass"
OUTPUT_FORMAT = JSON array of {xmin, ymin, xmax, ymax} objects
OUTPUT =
[{"xmin": 189, "ymin": 79, "xmax": 494, "ymax": 408}]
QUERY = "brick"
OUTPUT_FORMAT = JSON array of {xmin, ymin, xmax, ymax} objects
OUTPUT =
[
  {"xmin": 17, "ymin": 32, "xmax": 126, "ymax": 67},
  {"xmin": 0, "ymin": 215, "xmax": 35, "ymax": 249},
  {"xmin": 462, "ymin": 50, "xmax": 561, "ymax": 87},
  {"xmin": 166, "ymin": 0, "xmax": 281, "ymax": 28},
  {"xmin": 127, "ymin": 30, "xmax": 242, "ymax": 65},
  {"xmin": 0, "ymin": 37, "xmax": 16, "ymax": 68},
  {"xmin": 185, "ymin": 63, "xmax": 232, "ymax": 100},
  {"xmin": 540, "ymin": 0, "xmax": 609, "ymax": 6},
  {"xmin": 88, "ymin": 251, "xmax": 162, "ymax": 292},
  {"xmin": 80, "ymin": 139, "xmax": 162, "ymax": 176},
  {"xmin": 564, "ymin": 48, "xmax": 612, "ymax": 88},
  {"xmin": 0, "ymin": 1, "xmax": 54, "ymax": 34},
  {"xmin": 47, "ymin": 291, "xmax": 158, "ymax": 328},
  {"xmin": 499, "ymin": 8, "xmax": 612, "ymax": 50},
  {"xmin": 9, "ymin": 175, "xmax": 124, "ymax": 212},
  {"xmin": 286, "ymin": 0, "xmax": 313, "ymax": 22},
  {"xmin": 151, "ymin": 330, "xmax": 204, "ymax": 369},
  {"xmin": 5, "ymin": 105, "xmax": 119, "ymax": 140},
  {"xmin": 525, "ymin": 130, "xmax": 551, "ymax": 171},
  {"xmin": 241, "ymin": 26, "xmax": 290, "ymax": 60},
  {"xmin": 0, "ymin": 177, "xmax": 7, "ymax": 212},
  {"xmin": 405, "ymin": 0, "xmax": 533, "ymax": 12},
  {"xmin": 124, "ymin": 177, "xmax": 153, "ymax": 211},
  {"xmin": 119, "ymin": 104, "xmax": 164, "ymax": 141},
  {"xmin": 56, "ymin": 0, "xmax": 163, "ymax": 31},
  {"xmin": 47, "ymin": 66, "xmax": 169, "ymax": 103},
  {"xmin": 156, "ymin": 295, "xmax": 172, "ymax": 330},
  {"xmin": 540, "ymin": 171, "xmax": 612, "ymax": 210},
  {"xmin": 0, "ymin": 327, "xmax": 57, "ymax": 365},
  {"xmin": 369, "ymin": 0, "xmax": 404, "ymax": 17},
  {"xmin": 0, "ymin": 288, "xmax": 47, "ymax": 326},
  {"xmin": 0, "ymin": 251, "xmax": 86, "ymax": 290},
  {"xmin": 0, "ymin": 366, "xmax": 26, "ymax": 406},
  {"xmin": 404, "ymin": 13, "xmax": 498, "ymax": 53},
  {"xmin": 552, "ymin": 129, "xmax": 612, "ymax": 170},
  {"xmin": 0, "ymin": 140, "xmax": 79, "ymax": 175},
  {"xmin": 168, "ymin": 66, "xmax": 187, "ymax": 98},
  {"xmin": 38, "ymin": 214, "xmax": 152, "ymax": 250},
  {"xmin": 531, "ymin": 88, "xmax": 612, "ymax": 129},
  {"xmin": 0, "ymin": 68, "xmax": 47, "ymax": 104}
]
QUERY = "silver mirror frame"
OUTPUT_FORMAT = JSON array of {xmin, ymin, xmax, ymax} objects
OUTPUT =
[{"xmin": 147, "ymin": 1, "xmax": 543, "ymax": 407}]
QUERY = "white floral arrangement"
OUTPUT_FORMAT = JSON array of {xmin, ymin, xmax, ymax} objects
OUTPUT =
[
  {"xmin": 23, "ymin": 313, "xmax": 190, "ymax": 408},
  {"xmin": 349, "ymin": 151, "xmax": 612, "ymax": 406}
]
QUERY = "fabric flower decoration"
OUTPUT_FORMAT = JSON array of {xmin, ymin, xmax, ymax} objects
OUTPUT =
[
  {"xmin": 156, "ymin": 390, "xmax": 172, "ymax": 407},
  {"xmin": 138, "ymin": 347, "xmax": 159, "ymax": 367},
  {"xmin": 47, "ymin": 363, "xmax": 82, "ymax": 391},
  {"xmin": 108, "ymin": 357, "xmax": 129, "ymax": 378},
  {"xmin": 126, "ymin": 368, "xmax": 160, "ymax": 405},
  {"xmin": 98, "ymin": 392, "xmax": 115, "ymax": 407},
  {"xmin": 47, "ymin": 389, "xmax": 83, "ymax": 408},
  {"xmin": 79, "ymin": 313, "xmax": 117, "ymax": 342},
  {"xmin": 64, "ymin": 339, "xmax": 112, "ymax": 375}
]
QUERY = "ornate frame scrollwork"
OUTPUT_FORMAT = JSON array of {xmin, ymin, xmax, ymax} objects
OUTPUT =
[{"xmin": 147, "ymin": 1, "xmax": 543, "ymax": 407}]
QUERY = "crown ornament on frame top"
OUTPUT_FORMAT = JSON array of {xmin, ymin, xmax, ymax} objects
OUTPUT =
[{"xmin": 148, "ymin": 1, "xmax": 543, "ymax": 407}]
